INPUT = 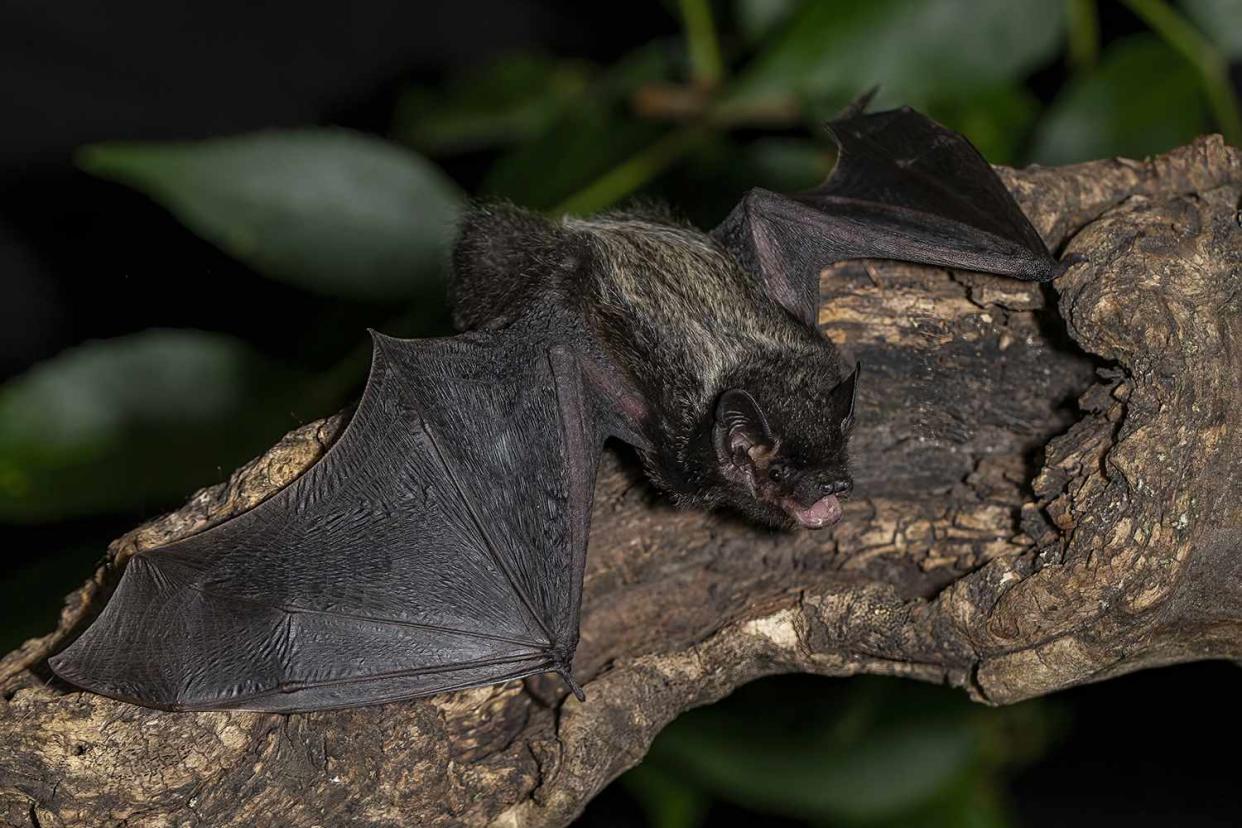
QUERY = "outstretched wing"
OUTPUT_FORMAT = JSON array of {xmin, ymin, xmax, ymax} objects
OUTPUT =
[
  {"xmin": 713, "ymin": 104, "xmax": 1061, "ymax": 328},
  {"xmin": 50, "ymin": 327, "xmax": 602, "ymax": 712}
]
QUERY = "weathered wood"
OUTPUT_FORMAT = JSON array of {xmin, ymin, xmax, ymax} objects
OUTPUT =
[{"xmin": 2, "ymin": 137, "xmax": 1238, "ymax": 828}]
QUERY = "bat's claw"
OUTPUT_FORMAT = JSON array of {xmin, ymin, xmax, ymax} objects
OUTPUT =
[
  {"xmin": 1047, "ymin": 252, "xmax": 1088, "ymax": 280},
  {"xmin": 836, "ymin": 87, "xmax": 880, "ymax": 121},
  {"xmin": 558, "ymin": 669, "xmax": 586, "ymax": 702}
]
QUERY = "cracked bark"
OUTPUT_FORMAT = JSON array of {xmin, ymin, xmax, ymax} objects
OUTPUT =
[{"xmin": 1, "ymin": 137, "xmax": 1239, "ymax": 828}]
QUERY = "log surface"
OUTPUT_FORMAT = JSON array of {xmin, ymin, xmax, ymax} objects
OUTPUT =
[{"xmin": 2, "ymin": 138, "xmax": 1239, "ymax": 827}]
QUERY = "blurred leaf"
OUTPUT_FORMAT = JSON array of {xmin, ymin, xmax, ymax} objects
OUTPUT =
[
  {"xmin": 681, "ymin": 0, "xmax": 725, "ymax": 87},
  {"xmin": 1066, "ymin": 0, "xmax": 1101, "ymax": 70},
  {"xmin": 725, "ymin": 0, "xmax": 1065, "ymax": 113},
  {"xmin": 482, "ymin": 107, "xmax": 667, "ymax": 210},
  {"xmin": 0, "ymin": 330, "xmax": 332, "ymax": 523},
  {"xmin": 885, "ymin": 773, "xmax": 1012, "ymax": 828},
  {"xmin": 638, "ymin": 676, "xmax": 1057, "ymax": 824},
  {"xmin": 601, "ymin": 39, "xmax": 681, "ymax": 95},
  {"xmin": 734, "ymin": 0, "xmax": 801, "ymax": 44},
  {"xmin": 1029, "ymin": 34, "xmax": 1209, "ymax": 165},
  {"xmin": 927, "ymin": 86, "xmax": 1042, "ymax": 165},
  {"xmin": 392, "ymin": 53, "xmax": 593, "ymax": 155},
  {"xmin": 655, "ymin": 135, "xmax": 830, "ymax": 227},
  {"xmin": 79, "ymin": 130, "xmax": 462, "ymax": 300},
  {"xmin": 482, "ymin": 44, "xmax": 675, "ymax": 209},
  {"xmin": 653, "ymin": 710, "xmax": 976, "ymax": 820},
  {"xmin": 621, "ymin": 763, "xmax": 709, "ymax": 828},
  {"xmin": 1181, "ymin": 0, "xmax": 1242, "ymax": 58},
  {"xmin": 554, "ymin": 128, "xmax": 707, "ymax": 216},
  {"xmin": 745, "ymin": 137, "xmax": 834, "ymax": 190}
]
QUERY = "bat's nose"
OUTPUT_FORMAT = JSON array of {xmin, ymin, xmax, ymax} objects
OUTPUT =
[{"xmin": 815, "ymin": 478, "xmax": 852, "ymax": 497}]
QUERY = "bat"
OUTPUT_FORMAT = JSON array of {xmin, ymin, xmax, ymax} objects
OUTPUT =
[{"xmin": 49, "ymin": 103, "xmax": 1061, "ymax": 711}]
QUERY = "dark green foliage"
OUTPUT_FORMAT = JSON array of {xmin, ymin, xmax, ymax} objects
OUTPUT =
[
  {"xmin": 1031, "ymin": 34, "xmax": 1210, "ymax": 164},
  {"xmin": 392, "ymin": 53, "xmax": 594, "ymax": 156},
  {"xmin": 725, "ymin": 0, "xmax": 1065, "ymax": 113},
  {"xmin": 0, "ymin": 330, "xmax": 322, "ymax": 522},
  {"xmin": 622, "ymin": 676, "xmax": 1063, "ymax": 828},
  {"xmin": 78, "ymin": 130, "xmax": 463, "ymax": 300}
]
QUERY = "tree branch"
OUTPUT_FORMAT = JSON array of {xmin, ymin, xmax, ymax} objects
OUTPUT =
[{"xmin": 2, "ymin": 137, "xmax": 1239, "ymax": 828}]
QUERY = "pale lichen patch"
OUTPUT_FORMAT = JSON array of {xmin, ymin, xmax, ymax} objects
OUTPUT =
[{"xmin": 741, "ymin": 608, "xmax": 801, "ymax": 651}]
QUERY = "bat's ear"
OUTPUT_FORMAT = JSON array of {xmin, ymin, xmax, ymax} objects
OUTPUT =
[
  {"xmin": 715, "ymin": 389, "xmax": 773, "ymax": 462},
  {"xmin": 832, "ymin": 362, "xmax": 861, "ymax": 434}
]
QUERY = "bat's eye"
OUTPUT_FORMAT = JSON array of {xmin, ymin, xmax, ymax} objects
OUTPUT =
[{"xmin": 768, "ymin": 465, "xmax": 789, "ymax": 483}]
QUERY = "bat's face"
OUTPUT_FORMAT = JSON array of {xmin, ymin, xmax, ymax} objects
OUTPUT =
[{"xmin": 713, "ymin": 367, "xmax": 858, "ymax": 530}]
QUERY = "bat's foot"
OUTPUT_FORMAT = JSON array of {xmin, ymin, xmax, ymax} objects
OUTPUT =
[
  {"xmin": 557, "ymin": 668, "xmax": 586, "ymax": 702},
  {"xmin": 1037, "ymin": 252, "xmax": 1088, "ymax": 282}
]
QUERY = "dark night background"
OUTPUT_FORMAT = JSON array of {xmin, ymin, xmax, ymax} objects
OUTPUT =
[{"xmin": 1, "ymin": 1, "xmax": 1239, "ymax": 825}]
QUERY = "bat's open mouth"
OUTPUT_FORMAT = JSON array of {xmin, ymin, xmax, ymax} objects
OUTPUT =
[{"xmin": 783, "ymin": 494, "xmax": 842, "ymax": 529}]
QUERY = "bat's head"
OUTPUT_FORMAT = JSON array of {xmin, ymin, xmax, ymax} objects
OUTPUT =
[{"xmin": 712, "ymin": 363, "xmax": 859, "ymax": 530}]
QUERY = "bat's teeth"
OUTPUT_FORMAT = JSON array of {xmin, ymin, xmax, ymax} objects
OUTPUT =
[{"xmin": 785, "ymin": 494, "xmax": 843, "ymax": 529}]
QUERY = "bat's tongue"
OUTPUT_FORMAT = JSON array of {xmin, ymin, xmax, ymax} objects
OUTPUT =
[{"xmin": 785, "ymin": 494, "xmax": 842, "ymax": 529}]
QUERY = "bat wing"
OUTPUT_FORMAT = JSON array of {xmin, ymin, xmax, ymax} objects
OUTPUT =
[
  {"xmin": 50, "ymin": 326, "xmax": 606, "ymax": 712},
  {"xmin": 713, "ymin": 103, "xmax": 1062, "ymax": 328}
]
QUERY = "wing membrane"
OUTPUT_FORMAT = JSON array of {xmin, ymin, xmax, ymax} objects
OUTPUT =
[{"xmin": 50, "ymin": 329, "xmax": 598, "ymax": 712}]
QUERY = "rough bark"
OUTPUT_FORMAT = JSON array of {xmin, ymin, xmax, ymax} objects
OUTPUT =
[{"xmin": 2, "ymin": 137, "xmax": 1239, "ymax": 828}]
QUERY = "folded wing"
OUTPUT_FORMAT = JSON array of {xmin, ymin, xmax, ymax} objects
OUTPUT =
[
  {"xmin": 714, "ymin": 104, "xmax": 1062, "ymax": 328},
  {"xmin": 50, "ymin": 329, "xmax": 598, "ymax": 712}
]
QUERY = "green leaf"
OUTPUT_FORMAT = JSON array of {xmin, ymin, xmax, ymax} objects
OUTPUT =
[
  {"xmin": 725, "ymin": 0, "xmax": 1065, "ymax": 113},
  {"xmin": 653, "ymin": 135, "xmax": 830, "ymax": 227},
  {"xmin": 926, "ymin": 86, "xmax": 1042, "ymax": 165},
  {"xmin": 482, "ymin": 107, "xmax": 667, "ymax": 210},
  {"xmin": 639, "ymin": 676, "xmax": 1057, "ymax": 824},
  {"xmin": 621, "ymin": 763, "xmax": 709, "ymax": 828},
  {"xmin": 1181, "ymin": 0, "xmax": 1242, "ymax": 57},
  {"xmin": 0, "ymin": 330, "xmax": 327, "ymax": 523},
  {"xmin": 392, "ymin": 53, "xmax": 593, "ymax": 156},
  {"xmin": 890, "ymin": 773, "xmax": 1013, "ymax": 828},
  {"xmin": 734, "ymin": 0, "xmax": 801, "ymax": 44},
  {"xmin": 744, "ymin": 137, "xmax": 834, "ymax": 190},
  {"xmin": 654, "ymin": 711, "xmax": 977, "ymax": 821},
  {"xmin": 481, "ymin": 44, "xmax": 675, "ymax": 210},
  {"xmin": 78, "ymin": 130, "xmax": 462, "ymax": 300},
  {"xmin": 1029, "ymin": 34, "xmax": 1210, "ymax": 165}
]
